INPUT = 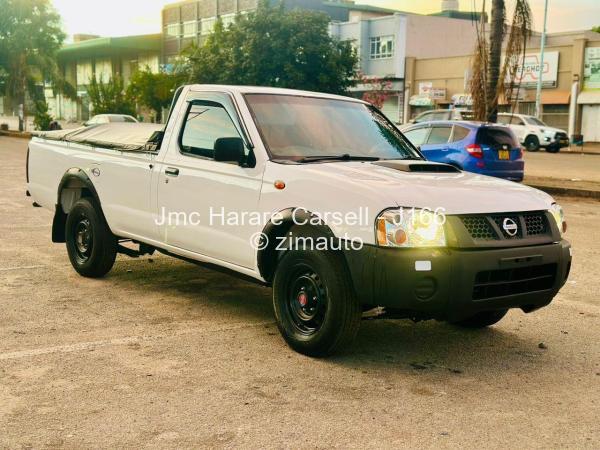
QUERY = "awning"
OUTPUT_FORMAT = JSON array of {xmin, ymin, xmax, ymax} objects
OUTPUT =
[
  {"xmin": 577, "ymin": 91, "xmax": 600, "ymax": 104},
  {"xmin": 541, "ymin": 90, "xmax": 570, "ymax": 104}
]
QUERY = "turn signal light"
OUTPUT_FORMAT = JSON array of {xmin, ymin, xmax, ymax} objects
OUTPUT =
[{"xmin": 466, "ymin": 144, "xmax": 483, "ymax": 159}]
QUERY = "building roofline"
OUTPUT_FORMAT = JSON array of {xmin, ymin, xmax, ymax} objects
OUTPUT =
[{"xmin": 58, "ymin": 34, "xmax": 162, "ymax": 59}]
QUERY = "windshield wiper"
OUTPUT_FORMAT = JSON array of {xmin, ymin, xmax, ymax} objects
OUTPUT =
[{"xmin": 297, "ymin": 154, "xmax": 380, "ymax": 163}]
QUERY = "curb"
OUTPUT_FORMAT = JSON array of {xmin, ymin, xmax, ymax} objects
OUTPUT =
[
  {"xmin": 526, "ymin": 183, "xmax": 600, "ymax": 200},
  {"xmin": 0, "ymin": 130, "xmax": 33, "ymax": 139}
]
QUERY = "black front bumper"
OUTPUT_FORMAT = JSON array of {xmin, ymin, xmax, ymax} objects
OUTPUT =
[{"xmin": 344, "ymin": 240, "xmax": 571, "ymax": 322}]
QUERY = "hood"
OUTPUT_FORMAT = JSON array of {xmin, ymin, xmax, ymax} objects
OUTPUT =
[{"xmin": 296, "ymin": 160, "xmax": 553, "ymax": 215}]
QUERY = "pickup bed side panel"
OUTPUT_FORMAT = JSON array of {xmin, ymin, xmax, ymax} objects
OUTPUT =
[{"xmin": 28, "ymin": 139, "xmax": 158, "ymax": 242}]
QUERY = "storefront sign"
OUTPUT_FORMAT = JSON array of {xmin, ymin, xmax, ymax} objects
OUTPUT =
[
  {"xmin": 583, "ymin": 47, "xmax": 600, "ymax": 90},
  {"xmin": 409, "ymin": 95, "xmax": 435, "ymax": 107},
  {"xmin": 451, "ymin": 93, "xmax": 473, "ymax": 106},
  {"xmin": 509, "ymin": 51, "xmax": 559, "ymax": 88}
]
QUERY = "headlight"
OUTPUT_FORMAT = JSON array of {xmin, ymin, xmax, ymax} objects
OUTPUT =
[
  {"xmin": 376, "ymin": 208, "xmax": 446, "ymax": 247},
  {"xmin": 550, "ymin": 203, "xmax": 567, "ymax": 234}
]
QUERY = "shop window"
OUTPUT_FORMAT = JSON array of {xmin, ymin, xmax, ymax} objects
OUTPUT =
[{"xmin": 542, "ymin": 104, "xmax": 569, "ymax": 130}]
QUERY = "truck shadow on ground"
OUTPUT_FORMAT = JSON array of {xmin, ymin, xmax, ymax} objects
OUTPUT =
[{"xmin": 109, "ymin": 256, "xmax": 555, "ymax": 377}]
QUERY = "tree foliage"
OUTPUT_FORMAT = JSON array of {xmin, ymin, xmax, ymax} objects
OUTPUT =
[
  {"xmin": 0, "ymin": 0, "xmax": 72, "ymax": 129},
  {"xmin": 593, "ymin": 26, "xmax": 600, "ymax": 34},
  {"xmin": 33, "ymin": 100, "xmax": 53, "ymax": 130},
  {"xmin": 86, "ymin": 75, "xmax": 136, "ymax": 116},
  {"xmin": 127, "ymin": 70, "xmax": 183, "ymax": 123},
  {"xmin": 470, "ymin": 0, "xmax": 533, "ymax": 122},
  {"xmin": 185, "ymin": 1, "xmax": 358, "ymax": 95}
]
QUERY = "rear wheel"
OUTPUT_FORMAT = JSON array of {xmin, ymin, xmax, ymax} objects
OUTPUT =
[
  {"xmin": 272, "ymin": 235, "xmax": 361, "ymax": 357},
  {"xmin": 65, "ymin": 198, "xmax": 117, "ymax": 278},
  {"xmin": 451, "ymin": 309, "xmax": 508, "ymax": 328},
  {"xmin": 524, "ymin": 135, "xmax": 540, "ymax": 152}
]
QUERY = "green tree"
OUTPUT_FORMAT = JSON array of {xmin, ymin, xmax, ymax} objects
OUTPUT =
[
  {"xmin": 86, "ymin": 75, "xmax": 136, "ymax": 117},
  {"xmin": 593, "ymin": 26, "xmax": 600, "ymax": 33},
  {"xmin": 470, "ymin": 0, "xmax": 533, "ymax": 122},
  {"xmin": 127, "ymin": 70, "xmax": 183, "ymax": 123},
  {"xmin": 0, "ymin": 0, "xmax": 68, "ymax": 131},
  {"xmin": 185, "ymin": 1, "xmax": 357, "ymax": 94}
]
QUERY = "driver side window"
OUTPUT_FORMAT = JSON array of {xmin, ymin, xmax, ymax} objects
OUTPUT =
[{"xmin": 180, "ymin": 101, "xmax": 242, "ymax": 160}]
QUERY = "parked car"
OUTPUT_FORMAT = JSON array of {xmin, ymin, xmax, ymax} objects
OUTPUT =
[
  {"xmin": 497, "ymin": 113, "xmax": 569, "ymax": 153},
  {"xmin": 410, "ymin": 108, "xmax": 474, "ymax": 124},
  {"xmin": 27, "ymin": 85, "xmax": 571, "ymax": 356},
  {"xmin": 402, "ymin": 121, "xmax": 524, "ymax": 182},
  {"xmin": 84, "ymin": 114, "xmax": 138, "ymax": 126}
]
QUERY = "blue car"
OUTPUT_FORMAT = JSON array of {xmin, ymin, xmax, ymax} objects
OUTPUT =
[{"xmin": 402, "ymin": 121, "xmax": 524, "ymax": 181}]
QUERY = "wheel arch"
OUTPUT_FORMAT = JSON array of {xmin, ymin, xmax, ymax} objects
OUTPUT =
[
  {"xmin": 256, "ymin": 207, "xmax": 338, "ymax": 283},
  {"xmin": 52, "ymin": 168, "xmax": 106, "ymax": 243}
]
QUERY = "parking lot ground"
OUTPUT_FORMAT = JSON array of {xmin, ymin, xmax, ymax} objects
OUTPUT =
[{"xmin": 1, "ymin": 136, "xmax": 599, "ymax": 448}]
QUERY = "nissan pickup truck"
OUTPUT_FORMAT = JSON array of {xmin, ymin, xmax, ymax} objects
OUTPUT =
[{"xmin": 27, "ymin": 85, "xmax": 572, "ymax": 356}]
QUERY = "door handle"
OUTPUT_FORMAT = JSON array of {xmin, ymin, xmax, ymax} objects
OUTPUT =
[{"xmin": 165, "ymin": 167, "xmax": 179, "ymax": 177}]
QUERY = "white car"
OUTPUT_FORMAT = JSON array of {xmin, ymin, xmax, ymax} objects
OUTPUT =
[
  {"xmin": 26, "ymin": 85, "xmax": 571, "ymax": 356},
  {"xmin": 410, "ymin": 108, "xmax": 474, "ymax": 124},
  {"xmin": 84, "ymin": 114, "xmax": 139, "ymax": 126},
  {"xmin": 497, "ymin": 113, "xmax": 569, "ymax": 153}
]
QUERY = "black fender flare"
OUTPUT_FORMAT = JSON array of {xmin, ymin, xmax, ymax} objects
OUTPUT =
[{"xmin": 52, "ymin": 168, "xmax": 106, "ymax": 243}]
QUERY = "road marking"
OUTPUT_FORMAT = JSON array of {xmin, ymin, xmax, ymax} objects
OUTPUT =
[
  {"xmin": 0, "ymin": 321, "xmax": 275, "ymax": 361},
  {"xmin": 0, "ymin": 265, "xmax": 45, "ymax": 272}
]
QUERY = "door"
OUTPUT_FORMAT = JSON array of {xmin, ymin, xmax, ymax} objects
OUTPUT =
[
  {"xmin": 156, "ymin": 92, "xmax": 263, "ymax": 269},
  {"xmin": 582, "ymin": 105, "xmax": 600, "ymax": 142},
  {"xmin": 419, "ymin": 125, "xmax": 453, "ymax": 163},
  {"xmin": 510, "ymin": 116, "xmax": 527, "ymax": 141}
]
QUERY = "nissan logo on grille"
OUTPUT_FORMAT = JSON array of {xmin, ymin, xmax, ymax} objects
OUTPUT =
[{"xmin": 502, "ymin": 218, "xmax": 518, "ymax": 236}]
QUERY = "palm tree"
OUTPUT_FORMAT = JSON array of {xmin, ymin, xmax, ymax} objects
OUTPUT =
[{"xmin": 471, "ymin": 0, "xmax": 533, "ymax": 122}]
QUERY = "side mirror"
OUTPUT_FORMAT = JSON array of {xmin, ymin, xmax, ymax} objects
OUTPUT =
[{"xmin": 214, "ymin": 137, "xmax": 244, "ymax": 164}]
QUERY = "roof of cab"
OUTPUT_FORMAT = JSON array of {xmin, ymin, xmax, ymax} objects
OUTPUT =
[{"xmin": 186, "ymin": 84, "xmax": 366, "ymax": 104}]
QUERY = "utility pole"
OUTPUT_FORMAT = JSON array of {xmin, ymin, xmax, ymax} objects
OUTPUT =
[{"xmin": 535, "ymin": 0, "xmax": 549, "ymax": 119}]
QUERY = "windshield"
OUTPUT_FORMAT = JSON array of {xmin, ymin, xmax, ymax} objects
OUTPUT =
[
  {"xmin": 525, "ymin": 116, "xmax": 546, "ymax": 126},
  {"xmin": 245, "ymin": 94, "xmax": 421, "ymax": 162}
]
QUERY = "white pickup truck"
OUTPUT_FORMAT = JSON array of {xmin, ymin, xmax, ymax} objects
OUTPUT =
[{"xmin": 27, "ymin": 85, "xmax": 572, "ymax": 356}]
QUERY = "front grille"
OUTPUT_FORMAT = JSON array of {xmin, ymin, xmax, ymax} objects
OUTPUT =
[
  {"xmin": 462, "ymin": 216, "xmax": 496, "ymax": 240},
  {"xmin": 555, "ymin": 132, "xmax": 568, "ymax": 140},
  {"xmin": 524, "ymin": 212, "xmax": 548, "ymax": 236},
  {"xmin": 473, "ymin": 263, "xmax": 557, "ymax": 300},
  {"xmin": 460, "ymin": 212, "xmax": 550, "ymax": 242}
]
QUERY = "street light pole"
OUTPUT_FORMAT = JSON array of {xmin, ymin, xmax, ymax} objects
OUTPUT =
[{"xmin": 535, "ymin": 0, "xmax": 549, "ymax": 119}]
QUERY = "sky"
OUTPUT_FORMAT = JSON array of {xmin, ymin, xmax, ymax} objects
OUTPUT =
[{"xmin": 51, "ymin": 0, "xmax": 600, "ymax": 40}]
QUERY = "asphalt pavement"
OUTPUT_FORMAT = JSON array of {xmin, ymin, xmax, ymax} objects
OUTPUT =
[{"xmin": 1, "ymin": 136, "xmax": 598, "ymax": 449}]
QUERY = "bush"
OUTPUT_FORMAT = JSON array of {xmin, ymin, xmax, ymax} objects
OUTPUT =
[
  {"xmin": 33, "ymin": 101, "xmax": 53, "ymax": 131},
  {"xmin": 86, "ymin": 75, "xmax": 136, "ymax": 116}
]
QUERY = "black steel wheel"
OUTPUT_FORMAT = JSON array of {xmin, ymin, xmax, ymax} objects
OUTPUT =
[
  {"xmin": 272, "ymin": 228, "xmax": 361, "ymax": 357},
  {"xmin": 65, "ymin": 198, "xmax": 117, "ymax": 278}
]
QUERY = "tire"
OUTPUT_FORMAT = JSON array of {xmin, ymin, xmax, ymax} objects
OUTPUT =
[
  {"xmin": 546, "ymin": 144, "xmax": 560, "ymax": 154},
  {"xmin": 272, "ymin": 232, "xmax": 361, "ymax": 357},
  {"xmin": 451, "ymin": 309, "xmax": 508, "ymax": 329},
  {"xmin": 65, "ymin": 197, "xmax": 117, "ymax": 278},
  {"xmin": 524, "ymin": 135, "xmax": 540, "ymax": 152}
]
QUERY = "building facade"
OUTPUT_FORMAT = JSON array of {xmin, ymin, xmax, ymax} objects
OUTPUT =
[
  {"xmin": 330, "ymin": 11, "xmax": 480, "ymax": 123},
  {"xmin": 405, "ymin": 30, "xmax": 600, "ymax": 142},
  {"xmin": 46, "ymin": 34, "xmax": 162, "ymax": 121},
  {"xmin": 161, "ymin": 0, "xmax": 353, "ymax": 63}
]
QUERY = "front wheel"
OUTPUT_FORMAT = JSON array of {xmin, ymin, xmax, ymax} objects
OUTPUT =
[
  {"xmin": 524, "ymin": 135, "xmax": 540, "ymax": 152},
  {"xmin": 546, "ymin": 144, "xmax": 560, "ymax": 154},
  {"xmin": 65, "ymin": 198, "xmax": 117, "ymax": 278},
  {"xmin": 451, "ymin": 309, "xmax": 508, "ymax": 328},
  {"xmin": 272, "ymin": 247, "xmax": 361, "ymax": 357}
]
